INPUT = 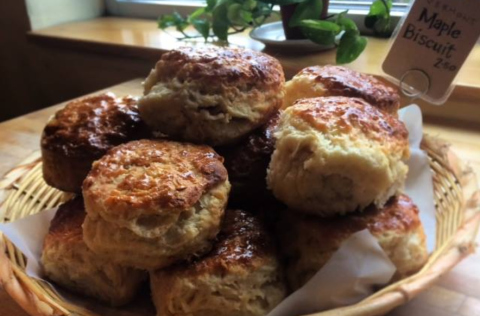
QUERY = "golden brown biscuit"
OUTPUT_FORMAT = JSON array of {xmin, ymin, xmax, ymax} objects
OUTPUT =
[
  {"xmin": 139, "ymin": 46, "xmax": 285, "ymax": 146},
  {"xmin": 150, "ymin": 209, "xmax": 286, "ymax": 316},
  {"xmin": 41, "ymin": 93, "xmax": 149, "ymax": 193},
  {"xmin": 41, "ymin": 197, "xmax": 146, "ymax": 306},
  {"xmin": 279, "ymin": 194, "xmax": 428, "ymax": 290},
  {"xmin": 219, "ymin": 112, "xmax": 280, "ymax": 203},
  {"xmin": 267, "ymin": 97, "xmax": 409, "ymax": 216},
  {"xmin": 283, "ymin": 65, "xmax": 400, "ymax": 114},
  {"xmin": 82, "ymin": 139, "xmax": 231, "ymax": 270}
]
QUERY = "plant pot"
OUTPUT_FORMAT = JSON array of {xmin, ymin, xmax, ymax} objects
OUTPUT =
[
  {"xmin": 280, "ymin": 4, "xmax": 305, "ymax": 40},
  {"xmin": 280, "ymin": 0, "xmax": 330, "ymax": 40}
]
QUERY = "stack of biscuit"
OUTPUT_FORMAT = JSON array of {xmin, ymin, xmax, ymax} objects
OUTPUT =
[
  {"xmin": 39, "ymin": 47, "xmax": 428, "ymax": 315},
  {"xmin": 270, "ymin": 65, "xmax": 428, "ymax": 290},
  {"xmin": 40, "ymin": 46, "xmax": 287, "ymax": 315}
]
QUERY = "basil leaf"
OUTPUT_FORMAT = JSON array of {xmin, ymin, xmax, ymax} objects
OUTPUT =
[
  {"xmin": 299, "ymin": 20, "xmax": 340, "ymax": 46},
  {"xmin": 212, "ymin": 3, "xmax": 230, "ymax": 41},
  {"xmin": 192, "ymin": 19, "xmax": 210, "ymax": 41},
  {"xmin": 336, "ymin": 30, "xmax": 367, "ymax": 64},
  {"xmin": 288, "ymin": 0, "xmax": 323, "ymax": 27}
]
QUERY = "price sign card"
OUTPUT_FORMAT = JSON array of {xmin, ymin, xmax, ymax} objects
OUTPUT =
[{"xmin": 383, "ymin": 0, "xmax": 480, "ymax": 104}]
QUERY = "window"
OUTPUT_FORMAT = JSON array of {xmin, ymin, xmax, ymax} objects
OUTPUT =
[
  {"xmin": 107, "ymin": 0, "xmax": 410, "ymax": 18},
  {"xmin": 106, "ymin": 0, "xmax": 410, "ymax": 33},
  {"xmin": 106, "ymin": 0, "xmax": 204, "ymax": 19}
]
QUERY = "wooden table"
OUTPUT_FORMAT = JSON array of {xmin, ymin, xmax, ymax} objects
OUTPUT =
[{"xmin": 0, "ymin": 79, "xmax": 479, "ymax": 316}]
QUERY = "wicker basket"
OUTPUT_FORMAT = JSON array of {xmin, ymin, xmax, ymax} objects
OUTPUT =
[{"xmin": 0, "ymin": 135, "xmax": 479, "ymax": 316}]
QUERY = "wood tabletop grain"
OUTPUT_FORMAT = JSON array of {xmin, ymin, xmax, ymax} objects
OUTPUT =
[{"xmin": 0, "ymin": 79, "xmax": 479, "ymax": 316}]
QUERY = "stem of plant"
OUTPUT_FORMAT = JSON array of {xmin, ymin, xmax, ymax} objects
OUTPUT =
[
  {"xmin": 229, "ymin": 26, "xmax": 246, "ymax": 34},
  {"xmin": 252, "ymin": 4, "xmax": 274, "ymax": 27},
  {"xmin": 380, "ymin": 0, "xmax": 390, "ymax": 18},
  {"xmin": 227, "ymin": 28, "xmax": 247, "ymax": 35}
]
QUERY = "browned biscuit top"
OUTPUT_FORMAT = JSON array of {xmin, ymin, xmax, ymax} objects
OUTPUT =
[
  {"xmin": 83, "ymin": 140, "xmax": 228, "ymax": 213},
  {"xmin": 41, "ymin": 93, "xmax": 149, "ymax": 158},
  {"xmin": 44, "ymin": 197, "xmax": 85, "ymax": 248},
  {"xmin": 298, "ymin": 65, "xmax": 400, "ymax": 113},
  {"xmin": 296, "ymin": 194, "xmax": 421, "ymax": 239},
  {"xmin": 223, "ymin": 112, "xmax": 280, "ymax": 179},
  {"xmin": 151, "ymin": 46, "xmax": 284, "ymax": 89},
  {"xmin": 240, "ymin": 111, "xmax": 280, "ymax": 157},
  {"xmin": 291, "ymin": 97, "xmax": 408, "ymax": 148},
  {"xmin": 174, "ymin": 209, "xmax": 273, "ymax": 275}
]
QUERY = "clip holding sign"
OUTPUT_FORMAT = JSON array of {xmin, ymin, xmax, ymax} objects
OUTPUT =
[
  {"xmin": 382, "ymin": 0, "xmax": 480, "ymax": 105},
  {"xmin": 399, "ymin": 69, "xmax": 430, "ymax": 99}
]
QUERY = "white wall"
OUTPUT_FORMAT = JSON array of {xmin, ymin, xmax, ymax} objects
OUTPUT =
[{"xmin": 26, "ymin": 0, "xmax": 104, "ymax": 30}]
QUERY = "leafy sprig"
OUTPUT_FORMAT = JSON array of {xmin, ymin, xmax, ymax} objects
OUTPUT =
[
  {"xmin": 158, "ymin": 0, "xmax": 275, "ymax": 41},
  {"xmin": 296, "ymin": 10, "xmax": 367, "ymax": 64},
  {"xmin": 158, "ymin": 0, "xmax": 368, "ymax": 64},
  {"xmin": 365, "ymin": 0, "xmax": 393, "ymax": 37}
]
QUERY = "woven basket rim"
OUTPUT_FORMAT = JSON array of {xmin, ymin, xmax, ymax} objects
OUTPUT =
[{"xmin": 0, "ymin": 134, "xmax": 479, "ymax": 316}]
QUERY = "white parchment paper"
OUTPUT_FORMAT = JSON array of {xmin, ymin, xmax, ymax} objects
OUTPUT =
[
  {"xmin": 0, "ymin": 208, "xmax": 57, "ymax": 278},
  {"xmin": 267, "ymin": 230, "xmax": 396, "ymax": 316},
  {"xmin": 0, "ymin": 105, "xmax": 436, "ymax": 316},
  {"xmin": 399, "ymin": 105, "xmax": 437, "ymax": 252}
]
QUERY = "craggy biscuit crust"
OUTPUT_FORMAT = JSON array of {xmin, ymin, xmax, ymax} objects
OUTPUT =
[
  {"xmin": 284, "ymin": 65, "xmax": 400, "ymax": 113},
  {"xmin": 290, "ymin": 97, "xmax": 408, "ymax": 151},
  {"xmin": 139, "ymin": 47, "xmax": 285, "ymax": 146},
  {"xmin": 83, "ymin": 139, "xmax": 228, "ymax": 221},
  {"xmin": 82, "ymin": 139, "xmax": 230, "ymax": 270},
  {"xmin": 150, "ymin": 209, "xmax": 286, "ymax": 316},
  {"xmin": 221, "ymin": 112, "xmax": 280, "ymax": 201},
  {"xmin": 41, "ymin": 93, "xmax": 149, "ymax": 192},
  {"xmin": 280, "ymin": 195, "xmax": 428, "ymax": 290},
  {"xmin": 41, "ymin": 197, "xmax": 145, "ymax": 306},
  {"xmin": 267, "ymin": 97, "xmax": 409, "ymax": 216},
  {"xmin": 42, "ymin": 93, "xmax": 148, "ymax": 158}
]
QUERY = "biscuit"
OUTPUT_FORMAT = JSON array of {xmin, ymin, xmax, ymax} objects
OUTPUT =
[
  {"xmin": 82, "ymin": 139, "xmax": 231, "ymax": 270},
  {"xmin": 219, "ymin": 112, "xmax": 280, "ymax": 203},
  {"xmin": 279, "ymin": 195, "xmax": 428, "ymax": 290},
  {"xmin": 41, "ymin": 93, "xmax": 149, "ymax": 193},
  {"xmin": 150, "ymin": 209, "xmax": 286, "ymax": 316},
  {"xmin": 139, "ymin": 46, "xmax": 285, "ymax": 146},
  {"xmin": 283, "ymin": 65, "xmax": 400, "ymax": 114},
  {"xmin": 41, "ymin": 197, "xmax": 146, "ymax": 306},
  {"xmin": 267, "ymin": 97, "xmax": 409, "ymax": 216}
]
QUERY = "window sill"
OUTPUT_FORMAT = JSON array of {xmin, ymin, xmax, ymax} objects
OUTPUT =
[{"xmin": 28, "ymin": 17, "xmax": 480, "ymax": 125}]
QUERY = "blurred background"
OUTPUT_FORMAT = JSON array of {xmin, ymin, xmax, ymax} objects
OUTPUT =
[
  {"xmin": 14, "ymin": 0, "xmax": 480, "ymax": 126},
  {"xmin": 0, "ymin": 0, "xmax": 417, "ymax": 122}
]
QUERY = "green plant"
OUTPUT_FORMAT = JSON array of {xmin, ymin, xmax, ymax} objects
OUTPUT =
[
  {"xmin": 295, "ymin": 11, "xmax": 367, "ymax": 64},
  {"xmin": 158, "ymin": 0, "xmax": 367, "ymax": 64},
  {"xmin": 365, "ymin": 0, "xmax": 393, "ymax": 37},
  {"xmin": 158, "ymin": 0, "xmax": 275, "ymax": 41}
]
